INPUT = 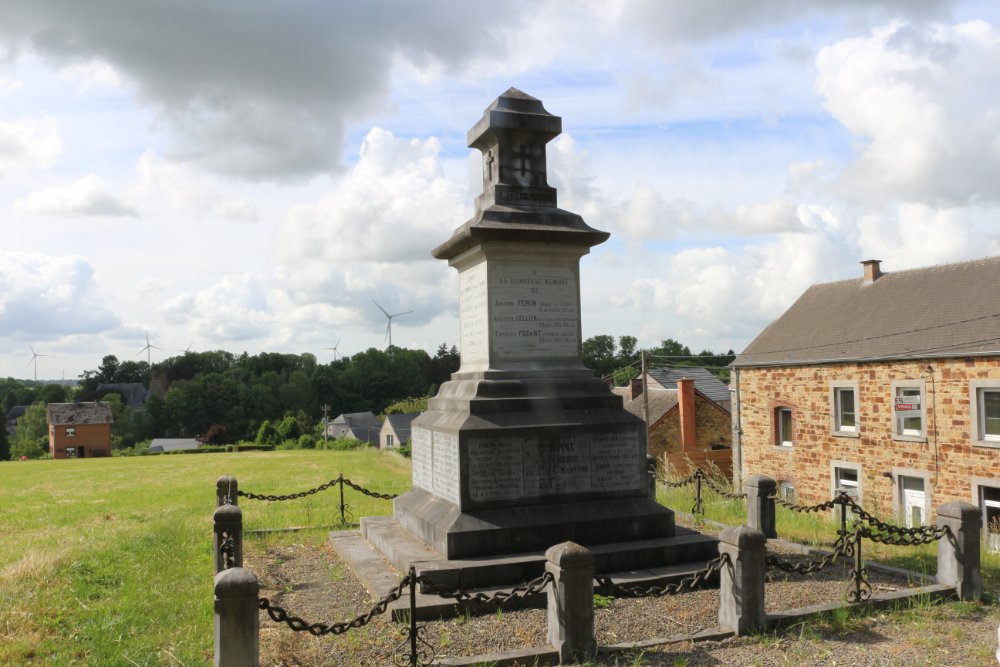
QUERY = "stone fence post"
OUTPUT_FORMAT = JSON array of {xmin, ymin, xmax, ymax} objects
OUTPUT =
[
  {"xmin": 546, "ymin": 541, "xmax": 596, "ymax": 665},
  {"xmin": 746, "ymin": 475, "xmax": 777, "ymax": 539},
  {"xmin": 217, "ymin": 475, "xmax": 238, "ymax": 507},
  {"xmin": 935, "ymin": 501, "xmax": 983, "ymax": 601},
  {"xmin": 214, "ymin": 503, "xmax": 243, "ymax": 575},
  {"xmin": 646, "ymin": 454, "xmax": 658, "ymax": 501},
  {"xmin": 718, "ymin": 524, "xmax": 767, "ymax": 635},
  {"xmin": 215, "ymin": 566, "xmax": 259, "ymax": 667}
]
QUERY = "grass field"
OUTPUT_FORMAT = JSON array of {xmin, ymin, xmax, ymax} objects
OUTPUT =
[{"xmin": 0, "ymin": 450, "xmax": 411, "ymax": 666}]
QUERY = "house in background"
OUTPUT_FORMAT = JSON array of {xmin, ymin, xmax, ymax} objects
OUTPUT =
[
  {"xmin": 149, "ymin": 438, "xmax": 201, "ymax": 454},
  {"xmin": 733, "ymin": 257, "xmax": 1000, "ymax": 550},
  {"xmin": 380, "ymin": 413, "xmax": 418, "ymax": 449},
  {"xmin": 325, "ymin": 411, "xmax": 381, "ymax": 445},
  {"xmin": 5, "ymin": 405, "xmax": 28, "ymax": 437},
  {"xmin": 621, "ymin": 377, "xmax": 732, "ymax": 476},
  {"xmin": 96, "ymin": 382, "xmax": 149, "ymax": 410},
  {"xmin": 47, "ymin": 402, "xmax": 113, "ymax": 459},
  {"xmin": 647, "ymin": 366, "xmax": 732, "ymax": 411}
]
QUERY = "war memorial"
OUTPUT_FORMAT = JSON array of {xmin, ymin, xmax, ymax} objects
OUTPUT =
[{"xmin": 337, "ymin": 88, "xmax": 718, "ymax": 603}]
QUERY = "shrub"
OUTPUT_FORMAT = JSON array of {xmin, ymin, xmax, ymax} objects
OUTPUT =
[
  {"xmin": 10, "ymin": 438, "xmax": 46, "ymax": 460},
  {"xmin": 276, "ymin": 415, "xmax": 302, "ymax": 442},
  {"xmin": 233, "ymin": 443, "xmax": 273, "ymax": 452},
  {"xmin": 297, "ymin": 434, "xmax": 317, "ymax": 450},
  {"xmin": 255, "ymin": 420, "xmax": 278, "ymax": 445},
  {"xmin": 276, "ymin": 440, "xmax": 299, "ymax": 451},
  {"xmin": 397, "ymin": 443, "xmax": 412, "ymax": 458}
]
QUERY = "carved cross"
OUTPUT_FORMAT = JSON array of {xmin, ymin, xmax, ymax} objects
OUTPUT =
[
  {"xmin": 485, "ymin": 151, "xmax": 495, "ymax": 182},
  {"xmin": 514, "ymin": 145, "xmax": 532, "ymax": 177}
]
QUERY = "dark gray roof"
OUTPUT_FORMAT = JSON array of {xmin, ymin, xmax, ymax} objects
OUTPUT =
[
  {"xmin": 647, "ymin": 367, "xmax": 731, "ymax": 405},
  {"xmin": 96, "ymin": 383, "xmax": 148, "ymax": 409},
  {"xmin": 623, "ymin": 389, "xmax": 679, "ymax": 424},
  {"xmin": 47, "ymin": 402, "xmax": 113, "ymax": 425},
  {"xmin": 149, "ymin": 438, "xmax": 201, "ymax": 453},
  {"xmin": 384, "ymin": 413, "xmax": 419, "ymax": 439},
  {"xmin": 329, "ymin": 412, "xmax": 381, "ymax": 444},
  {"xmin": 6, "ymin": 405, "xmax": 28, "ymax": 422},
  {"xmin": 735, "ymin": 256, "xmax": 1000, "ymax": 367}
]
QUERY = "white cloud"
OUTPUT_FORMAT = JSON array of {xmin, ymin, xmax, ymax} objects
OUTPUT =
[
  {"xmin": 0, "ymin": 252, "xmax": 120, "ymax": 336},
  {"xmin": 160, "ymin": 273, "xmax": 273, "ymax": 341},
  {"xmin": 58, "ymin": 59, "xmax": 123, "ymax": 91},
  {"xmin": 215, "ymin": 199, "xmax": 259, "ymax": 222},
  {"xmin": 0, "ymin": 115, "xmax": 61, "ymax": 176},
  {"xmin": 15, "ymin": 174, "xmax": 137, "ymax": 217},
  {"xmin": 857, "ymin": 202, "xmax": 973, "ymax": 267},
  {"xmin": 817, "ymin": 20, "xmax": 1000, "ymax": 206}
]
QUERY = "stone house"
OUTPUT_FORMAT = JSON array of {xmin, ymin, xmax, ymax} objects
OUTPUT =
[
  {"xmin": 733, "ymin": 257, "xmax": 1000, "ymax": 550},
  {"xmin": 380, "ymin": 413, "xmax": 418, "ymax": 449},
  {"xmin": 647, "ymin": 366, "xmax": 733, "ymax": 412},
  {"xmin": 619, "ymin": 376, "xmax": 733, "ymax": 477},
  {"xmin": 325, "ymin": 411, "xmax": 381, "ymax": 445},
  {"xmin": 47, "ymin": 402, "xmax": 113, "ymax": 459}
]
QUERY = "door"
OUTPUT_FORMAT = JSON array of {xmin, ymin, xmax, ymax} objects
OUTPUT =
[
  {"xmin": 78, "ymin": 446, "xmax": 86, "ymax": 459},
  {"xmin": 982, "ymin": 486, "xmax": 1000, "ymax": 552},
  {"xmin": 898, "ymin": 476, "xmax": 925, "ymax": 528}
]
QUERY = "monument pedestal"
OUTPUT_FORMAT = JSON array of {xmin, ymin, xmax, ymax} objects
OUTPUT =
[{"xmin": 340, "ymin": 88, "xmax": 715, "ymax": 601}]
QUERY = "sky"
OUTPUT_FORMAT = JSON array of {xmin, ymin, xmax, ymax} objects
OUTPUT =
[{"xmin": 3, "ymin": 0, "xmax": 1000, "ymax": 381}]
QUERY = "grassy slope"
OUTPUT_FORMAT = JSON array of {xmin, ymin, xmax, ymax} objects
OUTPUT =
[{"xmin": 0, "ymin": 450, "xmax": 410, "ymax": 666}]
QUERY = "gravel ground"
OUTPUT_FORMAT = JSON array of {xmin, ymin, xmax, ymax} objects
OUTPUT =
[{"xmin": 249, "ymin": 534, "xmax": 999, "ymax": 666}]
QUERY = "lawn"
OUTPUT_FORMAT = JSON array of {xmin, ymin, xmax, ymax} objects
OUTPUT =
[{"xmin": 0, "ymin": 449, "xmax": 410, "ymax": 666}]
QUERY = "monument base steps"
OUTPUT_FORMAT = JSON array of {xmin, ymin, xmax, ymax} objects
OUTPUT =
[{"xmin": 331, "ymin": 521, "xmax": 720, "ymax": 620}]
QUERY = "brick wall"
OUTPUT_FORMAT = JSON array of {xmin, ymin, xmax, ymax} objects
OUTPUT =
[
  {"xmin": 649, "ymin": 393, "xmax": 733, "ymax": 476},
  {"xmin": 736, "ymin": 357, "xmax": 1000, "ymax": 518},
  {"xmin": 49, "ymin": 422, "xmax": 112, "ymax": 459}
]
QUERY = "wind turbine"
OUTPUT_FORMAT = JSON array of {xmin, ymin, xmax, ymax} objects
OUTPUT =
[
  {"xmin": 137, "ymin": 330, "xmax": 163, "ymax": 366},
  {"xmin": 176, "ymin": 339, "xmax": 195, "ymax": 354},
  {"xmin": 325, "ymin": 337, "xmax": 342, "ymax": 360},
  {"xmin": 372, "ymin": 300, "xmax": 412, "ymax": 350},
  {"xmin": 27, "ymin": 345, "xmax": 48, "ymax": 381}
]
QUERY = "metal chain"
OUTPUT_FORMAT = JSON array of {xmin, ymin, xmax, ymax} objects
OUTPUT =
[
  {"xmin": 594, "ymin": 553, "xmax": 730, "ymax": 597},
  {"xmin": 420, "ymin": 571, "xmax": 554, "ymax": 606},
  {"xmin": 859, "ymin": 524, "xmax": 950, "ymax": 547},
  {"xmin": 765, "ymin": 532, "xmax": 854, "ymax": 574},
  {"xmin": 259, "ymin": 575, "xmax": 411, "ymax": 636},
  {"xmin": 771, "ymin": 494, "xmax": 844, "ymax": 514},
  {"xmin": 700, "ymin": 475, "xmax": 747, "ymax": 500},
  {"xmin": 660, "ymin": 470, "xmax": 700, "ymax": 488},
  {"xmin": 238, "ymin": 478, "xmax": 340, "ymax": 502},
  {"xmin": 219, "ymin": 530, "xmax": 235, "ymax": 570},
  {"xmin": 341, "ymin": 477, "xmax": 399, "ymax": 500}
]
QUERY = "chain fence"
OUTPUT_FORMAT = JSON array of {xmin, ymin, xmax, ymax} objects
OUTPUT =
[
  {"xmin": 259, "ymin": 568, "xmax": 553, "ymax": 667},
  {"xmin": 595, "ymin": 553, "xmax": 730, "ymax": 597},
  {"xmin": 235, "ymin": 474, "xmax": 398, "ymax": 528},
  {"xmin": 659, "ymin": 468, "xmax": 746, "ymax": 515}
]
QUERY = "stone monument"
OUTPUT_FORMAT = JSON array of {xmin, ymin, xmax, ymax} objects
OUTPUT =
[{"xmin": 359, "ymin": 89, "xmax": 715, "ymax": 593}]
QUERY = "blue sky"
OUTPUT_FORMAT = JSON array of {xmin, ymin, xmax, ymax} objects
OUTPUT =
[{"xmin": 2, "ymin": 0, "xmax": 1000, "ymax": 380}]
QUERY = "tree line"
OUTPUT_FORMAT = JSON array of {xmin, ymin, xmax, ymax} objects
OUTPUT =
[{"xmin": 2, "ymin": 335, "xmax": 735, "ymax": 460}]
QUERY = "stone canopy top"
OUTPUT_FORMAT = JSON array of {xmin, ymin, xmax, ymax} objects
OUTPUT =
[{"xmin": 433, "ymin": 87, "xmax": 609, "ymax": 261}]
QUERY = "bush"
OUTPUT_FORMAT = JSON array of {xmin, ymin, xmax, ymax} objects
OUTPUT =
[
  {"xmin": 232, "ymin": 443, "xmax": 273, "ymax": 452},
  {"xmin": 319, "ymin": 437, "xmax": 366, "ymax": 451},
  {"xmin": 397, "ymin": 443, "xmax": 412, "ymax": 458},
  {"xmin": 276, "ymin": 415, "xmax": 302, "ymax": 442},
  {"xmin": 276, "ymin": 440, "xmax": 299, "ymax": 451},
  {"xmin": 10, "ymin": 438, "xmax": 46, "ymax": 460},
  {"xmin": 297, "ymin": 434, "xmax": 317, "ymax": 450},
  {"xmin": 255, "ymin": 420, "xmax": 278, "ymax": 445}
]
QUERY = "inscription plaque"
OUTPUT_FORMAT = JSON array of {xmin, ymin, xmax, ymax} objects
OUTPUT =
[
  {"xmin": 590, "ymin": 430, "xmax": 642, "ymax": 491},
  {"xmin": 411, "ymin": 426, "xmax": 433, "ymax": 492},
  {"xmin": 431, "ymin": 432, "xmax": 460, "ymax": 504},
  {"xmin": 467, "ymin": 436, "xmax": 524, "ymax": 501},
  {"xmin": 490, "ymin": 263, "xmax": 578, "ymax": 358},
  {"xmin": 459, "ymin": 262, "xmax": 488, "ymax": 364}
]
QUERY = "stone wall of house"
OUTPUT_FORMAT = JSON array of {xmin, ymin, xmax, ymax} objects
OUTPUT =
[
  {"xmin": 650, "ymin": 393, "xmax": 733, "ymax": 477},
  {"xmin": 49, "ymin": 423, "xmax": 112, "ymax": 459},
  {"xmin": 736, "ymin": 357, "xmax": 1000, "ymax": 517}
]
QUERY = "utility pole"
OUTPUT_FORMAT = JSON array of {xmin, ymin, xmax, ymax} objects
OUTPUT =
[
  {"xmin": 321, "ymin": 404, "xmax": 330, "ymax": 446},
  {"xmin": 641, "ymin": 349, "xmax": 650, "ymax": 449}
]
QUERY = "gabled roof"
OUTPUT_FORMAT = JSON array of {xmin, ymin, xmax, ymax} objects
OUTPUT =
[
  {"xmin": 735, "ymin": 255, "xmax": 1000, "ymax": 367},
  {"xmin": 647, "ymin": 366, "xmax": 731, "ymax": 405},
  {"xmin": 47, "ymin": 402, "xmax": 113, "ymax": 425},
  {"xmin": 329, "ymin": 411, "xmax": 380, "ymax": 444},
  {"xmin": 6, "ymin": 405, "xmax": 28, "ymax": 422},
  {"xmin": 623, "ymin": 389, "xmax": 679, "ymax": 424},
  {"xmin": 384, "ymin": 412, "xmax": 419, "ymax": 436}
]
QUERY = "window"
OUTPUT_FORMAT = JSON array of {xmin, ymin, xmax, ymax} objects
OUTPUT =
[
  {"xmin": 970, "ymin": 381, "xmax": 1000, "ymax": 447},
  {"xmin": 897, "ymin": 475, "xmax": 926, "ymax": 528},
  {"xmin": 776, "ymin": 408, "xmax": 793, "ymax": 446},
  {"xmin": 891, "ymin": 380, "xmax": 926, "ymax": 440},
  {"xmin": 65, "ymin": 427, "xmax": 76, "ymax": 437},
  {"xmin": 980, "ymin": 390, "xmax": 1000, "ymax": 442},
  {"xmin": 386, "ymin": 434, "xmax": 394, "ymax": 448},
  {"xmin": 980, "ymin": 486, "xmax": 1000, "ymax": 553},
  {"xmin": 830, "ymin": 382, "xmax": 859, "ymax": 436},
  {"xmin": 835, "ymin": 467, "xmax": 859, "ymax": 499}
]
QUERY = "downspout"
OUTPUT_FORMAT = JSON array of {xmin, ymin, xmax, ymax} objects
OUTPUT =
[{"xmin": 732, "ymin": 366, "xmax": 742, "ymax": 489}]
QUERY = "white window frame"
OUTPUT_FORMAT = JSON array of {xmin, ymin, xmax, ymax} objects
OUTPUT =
[
  {"xmin": 831, "ymin": 460, "xmax": 862, "ymax": 505},
  {"xmin": 779, "ymin": 481, "xmax": 795, "ymax": 503},
  {"xmin": 65, "ymin": 427, "xmax": 76, "ymax": 437},
  {"xmin": 776, "ymin": 407, "xmax": 793, "ymax": 447},
  {"xmin": 830, "ymin": 381, "xmax": 860, "ymax": 437},
  {"xmin": 973, "ymin": 479, "xmax": 1000, "ymax": 553},
  {"xmin": 970, "ymin": 380, "xmax": 1000, "ymax": 448},
  {"xmin": 386, "ymin": 433, "xmax": 394, "ymax": 448},
  {"xmin": 891, "ymin": 379, "xmax": 927, "ymax": 442}
]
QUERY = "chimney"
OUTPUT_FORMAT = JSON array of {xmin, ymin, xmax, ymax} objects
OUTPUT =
[
  {"xmin": 630, "ymin": 377, "xmax": 643, "ymax": 401},
  {"xmin": 678, "ymin": 377, "xmax": 696, "ymax": 451},
  {"xmin": 861, "ymin": 259, "xmax": 882, "ymax": 285}
]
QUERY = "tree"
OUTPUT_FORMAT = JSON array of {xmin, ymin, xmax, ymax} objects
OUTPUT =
[
  {"xmin": 582, "ymin": 335, "xmax": 617, "ymax": 377},
  {"xmin": 12, "ymin": 403, "xmax": 48, "ymax": 458},
  {"xmin": 276, "ymin": 415, "xmax": 302, "ymax": 442},
  {"xmin": 383, "ymin": 396, "xmax": 428, "ymax": 416},
  {"xmin": 612, "ymin": 366, "xmax": 639, "ymax": 387},
  {"xmin": 256, "ymin": 420, "xmax": 278, "ymax": 445},
  {"xmin": 0, "ymin": 423, "xmax": 9, "ymax": 461},
  {"xmin": 618, "ymin": 336, "xmax": 638, "ymax": 364}
]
